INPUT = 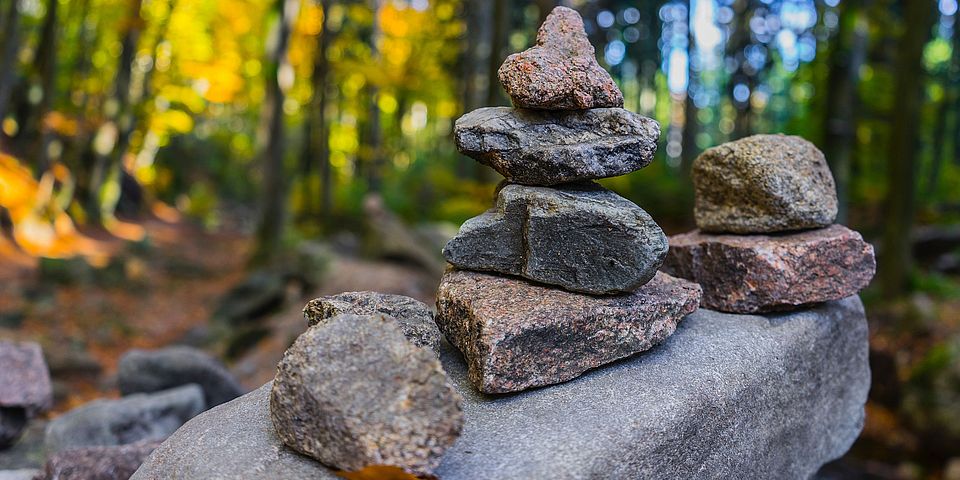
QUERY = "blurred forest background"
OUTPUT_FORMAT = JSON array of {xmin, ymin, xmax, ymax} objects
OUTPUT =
[{"xmin": 1, "ymin": 0, "xmax": 959, "ymax": 478}]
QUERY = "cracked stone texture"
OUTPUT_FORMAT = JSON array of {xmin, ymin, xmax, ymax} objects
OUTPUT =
[
  {"xmin": 662, "ymin": 224, "xmax": 876, "ymax": 314},
  {"xmin": 118, "ymin": 346, "xmax": 246, "ymax": 409},
  {"xmin": 40, "ymin": 441, "xmax": 160, "ymax": 480},
  {"xmin": 435, "ymin": 270, "xmax": 701, "ymax": 393},
  {"xmin": 454, "ymin": 107, "xmax": 659, "ymax": 185},
  {"xmin": 498, "ymin": 7, "xmax": 623, "ymax": 110},
  {"xmin": 44, "ymin": 385, "xmax": 205, "ymax": 453},
  {"xmin": 302, "ymin": 291, "xmax": 441, "ymax": 355},
  {"xmin": 442, "ymin": 182, "xmax": 668, "ymax": 294},
  {"xmin": 269, "ymin": 314, "xmax": 463, "ymax": 477},
  {"xmin": 693, "ymin": 134, "xmax": 838, "ymax": 234},
  {"xmin": 133, "ymin": 297, "xmax": 869, "ymax": 480}
]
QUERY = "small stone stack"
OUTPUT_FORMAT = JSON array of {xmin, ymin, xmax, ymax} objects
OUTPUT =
[
  {"xmin": 437, "ymin": 7, "xmax": 702, "ymax": 395},
  {"xmin": 662, "ymin": 134, "xmax": 876, "ymax": 313}
]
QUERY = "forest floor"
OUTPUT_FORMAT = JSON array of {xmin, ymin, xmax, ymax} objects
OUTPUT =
[{"xmin": 1, "ymin": 216, "xmax": 959, "ymax": 477}]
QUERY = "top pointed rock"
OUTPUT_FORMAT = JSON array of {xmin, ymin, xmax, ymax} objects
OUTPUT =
[{"xmin": 498, "ymin": 7, "xmax": 623, "ymax": 110}]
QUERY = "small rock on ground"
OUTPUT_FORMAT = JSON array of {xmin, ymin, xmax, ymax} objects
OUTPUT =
[
  {"xmin": 40, "ymin": 441, "xmax": 159, "ymax": 480},
  {"xmin": 118, "ymin": 346, "xmax": 246, "ymax": 409}
]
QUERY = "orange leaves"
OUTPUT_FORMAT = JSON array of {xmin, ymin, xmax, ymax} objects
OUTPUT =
[{"xmin": 335, "ymin": 465, "xmax": 424, "ymax": 480}]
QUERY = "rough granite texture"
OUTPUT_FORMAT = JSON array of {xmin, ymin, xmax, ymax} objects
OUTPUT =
[
  {"xmin": 443, "ymin": 182, "xmax": 668, "ymax": 294},
  {"xmin": 693, "ymin": 134, "xmax": 838, "ymax": 233},
  {"xmin": 133, "ymin": 297, "xmax": 869, "ymax": 480},
  {"xmin": 498, "ymin": 7, "xmax": 623, "ymax": 109},
  {"xmin": 118, "ymin": 346, "xmax": 246, "ymax": 409},
  {"xmin": 662, "ymin": 225, "xmax": 876, "ymax": 313},
  {"xmin": 435, "ymin": 270, "xmax": 701, "ymax": 393},
  {"xmin": 454, "ymin": 107, "xmax": 659, "ymax": 185},
  {"xmin": 44, "ymin": 385, "xmax": 205, "ymax": 453},
  {"xmin": 0, "ymin": 342, "xmax": 52, "ymax": 417},
  {"xmin": 302, "ymin": 291, "xmax": 441, "ymax": 354},
  {"xmin": 269, "ymin": 314, "xmax": 463, "ymax": 476},
  {"xmin": 40, "ymin": 441, "xmax": 159, "ymax": 480}
]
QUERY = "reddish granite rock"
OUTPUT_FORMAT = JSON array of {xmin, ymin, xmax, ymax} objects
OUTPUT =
[
  {"xmin": 661, "ymin": 224, "xmax": 876, "ymax": 314},
  {"xmin": 498, "ymin": 7, "xmax": 623, "ymax": 110},
  {"xmin": 0, "ymin": 341, "xmax": 52, "ymax": 447},
  {"xmin": 435, "ymin": 270, "xmax": 701, "ymax": 394},
  {"xmin": 41, "ymin": 441, "xmax": 160, "ymax": 480}
]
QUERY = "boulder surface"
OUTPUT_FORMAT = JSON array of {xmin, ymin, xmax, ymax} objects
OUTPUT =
[
  {"xmin": 443, "ymin": 182, "xmax": 668, "ymax": 294},
  {"xmin": 693, "ymin": 134, "xmax": 838, "ymax": 233},
  {"xmin": 435, "ymin": 270, "xmax": 701, "ymax": 393},
  {"xmin": 44, "ymin": 385, "xmax": 204, "ymax": 453},
  {"xmin": 454, "ymin": 107, "xmax": 659, "ymax": 185},
  {"xmin": 40, "ymin": 442, "xmax": 159, "ymax": 480},
  {"xmin": 498, "ymin": 7, "xmax": 623, "ymax": 109},
  {"xmin": 118, "ymin": 346, "xmax": 245, "ymax": 409},
  {"xmin": 302, "ymin": 291, "xmax": 440, "ymax": 354},
  {"xmin": 662, "ymin": 225, "xmax": 876, "ymax": 313},
  {"xmin": 269, "ymin": 314, "xmax": 463, "ymax": 477},
  {"xmin": 133, "ymin": 297, "xmax": 870, "ymax": 480}
]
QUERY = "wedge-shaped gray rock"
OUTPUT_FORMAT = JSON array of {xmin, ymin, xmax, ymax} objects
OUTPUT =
[
  {"xmin": 133, "ymin": 297, "xmax": 869, "ymax": 480},
  {"xmin": 443, "ymin": 182, "xmax": 668, "ymax": 294},
  {"xmin": 270, "ymin": 314, "xmax": 463, "ymax": 477},
  {"xmin": 118, "ymin": 346, "xmax": 245, "ymax": 409},
  {"xmin": 693, "ymin": 134, "xmax": 838, "ymax": 233},
  {"xmin": 302, "ymin": 291, "xmax": 441, "ymax": 354},
  {"xmin": 455, "ymin": 107, "xmax": 659, "ymax": 185},
  {"xmin": 44, "ymin": 385, "xmax": 204, "ymax": 453},
  {"xmin": 436, "ymin": 270, "xmax": 701, "ymax": 393}
]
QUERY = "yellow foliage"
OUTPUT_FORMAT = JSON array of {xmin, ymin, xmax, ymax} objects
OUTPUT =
[{"xmin": 151, "ymin": 109, "xmax": 195, "ymax": 134}]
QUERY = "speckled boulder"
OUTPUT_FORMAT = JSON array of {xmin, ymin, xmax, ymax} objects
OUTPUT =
[
  {"xmin": 443, "ymin": 182, "xmax": 668, "ymax": 295},
  {"xmin": 435, "ymin": 270, "xmax": 701, "ymax": 393},
  {"xmin": 662, "ymin": 225, "xmax": 876, "ymax": 313},
  {"xmin": 498, "ymin": 7, "xmax": 623, "ymax": 110},
  {"xmin": 302, "ymin": 291, "xmax": 441, "ymax": 354},
  {"xmin": 269, "ymin": 314, "xmax": 463, "ymax": 477},
  {"xmin": 0, "ymin": 342, "xmax": 52, "ymax": 448},
  {"xmin": 693, "ymin": 134, "xmax": 838, "ymax": 233},
  {"xmin": 454, "ymin": 107, "xmax": 659, "ymax": 186}
]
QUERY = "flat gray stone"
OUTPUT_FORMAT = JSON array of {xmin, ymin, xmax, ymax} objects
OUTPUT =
[
  {"xmin": 443, "ymin": 182, "xmax": 668, "ymax": 294},
  {"xmin": 40, "ymin": 441, "xmax": 159, "ymax": 480},
  {"xmin": 44, "ymin": 385, "xmax": 205, "ymax": 453},
  {"xmin": 454, "ymin": 107, "xmax": 659, "ymax": 186},
  {"xmin": 118, "ymin": 346, "xmax": 246, "ymax": 409},
  {"xmin": 133, "ymin": 297, "xmax": 869, "ymax": 479},
  {"xmin": 0, "ymin": 470, "xmax": 38, "ymax": 480},
  {"xmin": 302, "ymin": 292, "xmax": 441, "ymax": 354},
  {"xmin": 693, "ymin": 134, "xmax": 838, "ymax": 234}
]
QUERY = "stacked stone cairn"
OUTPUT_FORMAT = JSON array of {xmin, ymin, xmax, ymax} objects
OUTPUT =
[
  {"xmin": 436, "ymin": 6, "xmax": 702, "ymax": 394},
  {"xmin": 661, "ymin": 134, "xmax": 877, "ymax": 313}
]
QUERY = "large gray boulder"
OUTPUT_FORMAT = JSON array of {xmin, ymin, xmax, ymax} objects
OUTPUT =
[
  {"xmin": 454, "ymin": 107, "xmax": 659, "ymax": 186},
  {"xmin": 302, "ymin": 292, "xmax": 441, "ymax": 354},
  {"xmin": 44, "ymin": 385, "xmax": 204, "ymax": 453},
  {"xmin": 443, "ymin": 182, "xmax": 668, "ymax": 294},
  {"xmin": 270, "ymin": 315, "xmax": 462, "ymax": 477},
  {"xmin": 118, "ymin": 346, "xmax": 246, "ymax": 409},
  {"xmin": 693, "ymin": 134, "xmax": 838, "ymax": 234},
  {"xmin": 133, "ymin": 297, "xmax": 869, "ymax": 479}
]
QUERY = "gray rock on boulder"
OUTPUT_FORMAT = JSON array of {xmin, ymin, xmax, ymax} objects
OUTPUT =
[
  {"xmin": 436, "ymin": 269, "xmax": 701, "ymax": 393},
  {"xmin": 693, "ymin": 134, "xmax": 838, "ymax": 233},
  {"xmin": 662, "ymin": 225, "xmax": 876, "ymax": 313},
  {"xmin": 133, "ymin": 297, "xmax": 870, "ymax": 480},
  {"xmin": 118, "ymin": 346, "xmax": 246, "ymax": 409},
  {"xmin": 443, "ymin": 182, "xmax": 668, "ymax": 294},
  {"xmin": 0, "ymin": 342, "xmax": 52, "ymax": 448},
  {"xmin": 44, "ymin": 385, "xmax": 204, "ymax": 453},
  {"xmin": 498, "ymin": 7, "xmax": 623, "ymax": 109},
  {"xmin": 40, "ymin": 441, "xmax": 159, "ymax": 480},
  {"xmin": 303, "ymin": 291, "xmax": 441, "ymax": 354},
  {"xmin": 269, "ymin": 314, "xmax": 463, "ymax": 476},
  {"xmin": 454, "ymin": 107, "xmax": 659, "ymax": 186}
]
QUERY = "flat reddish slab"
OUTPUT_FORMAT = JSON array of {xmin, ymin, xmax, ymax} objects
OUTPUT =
[
  {"xmin": 662, "ymin": 225, "xmax": 875, "ymax": 313},
  {"xmin": 435, "ymin": 270, "xmax": 701, "ymax": 394}
]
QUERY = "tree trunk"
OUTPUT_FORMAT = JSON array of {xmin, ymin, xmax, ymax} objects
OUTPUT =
[
  {"xmin": 302, "ymin": 0, "xmax": 333, "ymax": 224},
  {"xmin": 0, "ymin": 0, "xmax": 22, "ymax": 133},
  {"xmin": 680, "ymin": 3, "xmax": 698, "ymax": 174},
  {"xmin": 363, "ymin": 0, "xmax": 384, "ymax": 192},
  {"xmin": 486, "ymin": 0, "xmax": 509, "ymax": 107},
  {"xmin": 728, "ymin": 0, "xmax": 754, "ymax": 140},
  {"xmin": 823, "ymin": 0, "xmax": 869, "ymax": 223},
  {"xmin": 250, "ymin": 0, "xmax": 296, "ymax": 266},
  {"xmin": 28, "ymin": 0, "xmax": 60, "ymax": 171},
  {"xmin": 880, "ymin": 1, "xmax": 934, "ymax": 299}
]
